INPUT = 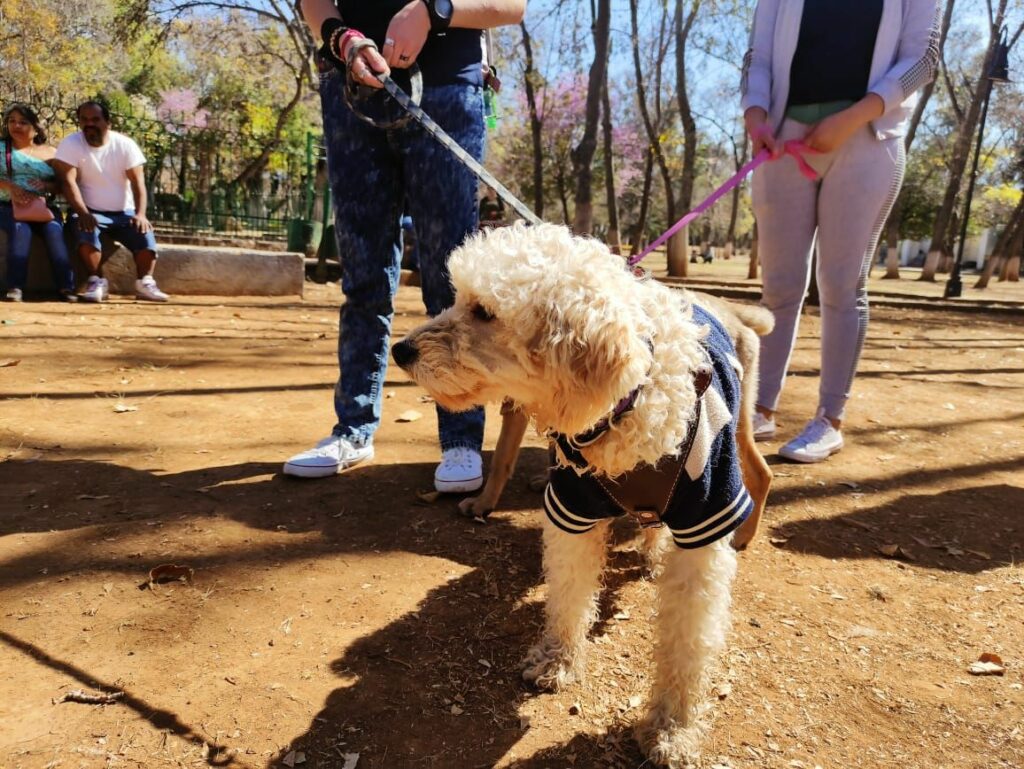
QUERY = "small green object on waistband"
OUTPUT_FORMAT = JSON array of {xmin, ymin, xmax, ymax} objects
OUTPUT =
[{"xmin": 785, "ymin": 100, "xmax": 856, "ymax": 124}]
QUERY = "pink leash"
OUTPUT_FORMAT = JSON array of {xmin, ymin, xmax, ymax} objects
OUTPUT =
[{"xmin": 628, "ymin": 140, "xmax": 820, "ymax": 267}]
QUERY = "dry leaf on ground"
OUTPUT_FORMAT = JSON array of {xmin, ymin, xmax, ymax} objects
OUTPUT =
[
  {"xmin": 878, "ymin": 544, "xmax": 915, "ymax": 560},
  {"xmin": 148, "ymin": 564, "xmax": 194, "ymax": 585},
  {"xmin": 396, "ymin": 409, "xmax": 422, "ymax": 422},
  {"xmin": 968, "ymin": 653, "xmax": 1006, "ymax": 676}
]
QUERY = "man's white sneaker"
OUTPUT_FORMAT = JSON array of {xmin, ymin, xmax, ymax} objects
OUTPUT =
[
  {"xmin": 778, "ymin": 411, "xmax": 843, "ymax": 463},
  {"xmin": 282, "ymin": 435, "xmax": 374, "ymax": 478},
  {"xmin": 752, "ymin": 411, "xmax": 776, "ymax": 441},
  {"xmin": 81, "ymin": 276, "xmax": 108, "ymax": 303},
  {"xmin": 5, "ymin": 288, "xmax": 23, "ymax": 302},
  {"xmin": 135, "ymin": 276, "xmax": 170, "ymax": 302},
  {"xmin": 434, "ymin": 447, "xmax": 483, "ymax": 493}
]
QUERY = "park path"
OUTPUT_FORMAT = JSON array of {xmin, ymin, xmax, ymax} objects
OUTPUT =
[{"xmin": 0, "ymin": 281, "xmax": 1021, "ymax": 769}]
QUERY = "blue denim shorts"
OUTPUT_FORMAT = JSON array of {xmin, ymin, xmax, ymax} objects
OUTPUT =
[{"xmin": 70, "ymin": 210, "xmax": 158, "ymax": 255}]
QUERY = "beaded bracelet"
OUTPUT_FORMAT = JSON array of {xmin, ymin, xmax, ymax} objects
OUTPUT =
[{"xmin": 319, "ymin": 18, "xmax": 348, "ymax": 69}]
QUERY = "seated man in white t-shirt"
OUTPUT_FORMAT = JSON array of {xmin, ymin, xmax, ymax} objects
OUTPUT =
[{"xmin": 53, "ymin": 101, "xmax": 169, "ymax": 302}]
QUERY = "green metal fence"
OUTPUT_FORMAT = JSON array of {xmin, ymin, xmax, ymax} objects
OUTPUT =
[{"xmin": 1, "ymin": 92, "xmax": 327, "ymax": 248}]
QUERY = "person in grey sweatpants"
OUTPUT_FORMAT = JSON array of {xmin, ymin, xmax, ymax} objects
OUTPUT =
[{"xmin": 740, "ymin": 0, "xmax": 939, "ymax": 463}]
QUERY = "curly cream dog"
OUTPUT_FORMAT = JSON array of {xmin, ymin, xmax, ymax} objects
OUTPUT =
[{"xmin": 392, "ymin": 223, "xmax": 770, "ymax": 767}]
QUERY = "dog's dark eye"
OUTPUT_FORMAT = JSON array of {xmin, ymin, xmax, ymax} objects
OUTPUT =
[{"xmin": 471, "ymin": 304, "xmax": 495, "ymax": 322}]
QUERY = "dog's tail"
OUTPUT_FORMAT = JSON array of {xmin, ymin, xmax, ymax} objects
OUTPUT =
[{"xmin": 730, "ymin": 304, "xmax": 775, "ymax": 337}]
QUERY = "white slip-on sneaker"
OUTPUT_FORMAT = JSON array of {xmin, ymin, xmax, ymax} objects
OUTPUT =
[
  {"xmin": 81, "ymin": 276, "xmax": 108, "ymax": 303},
  {"xmin": 752, "ymin": 411, "xmax": 776, "ymax": 441},
  {"xmin": 434, "ymin": 447, "xmax": 483, "ymax": 493},
  {"xmin": 5, "ymin": 288, "xmax": 23, "ymax": 302},
  {"xmin": 778, "ymin": 410, "xmax": 843, "ymax": 463},
  {"xmin": 135, "ymin": 276, "xmax": 170, "ymax": 302},
  {"xmin": 282, "ymin": 435, "xmax": 374, "ymax": 478}
]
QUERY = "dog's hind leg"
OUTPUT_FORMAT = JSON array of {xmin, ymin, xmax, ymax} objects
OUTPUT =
[
  {"xmin": 732, "ymin": 424, "xmax": 772, "ymax": 549},
  {"xmin": 523, "ymin": 518, "xmax": 609, "ymax": 691},
  {"xmin": 459, "ymin": 401, "xmax": 529, "ymax": 522},
  {"xmin": 635, "ymin": 539, "xmax": 737, "ymax": 768},
  {"xmin": 730, "ymin": 325, "xmax": 772, "ymax": 550}
]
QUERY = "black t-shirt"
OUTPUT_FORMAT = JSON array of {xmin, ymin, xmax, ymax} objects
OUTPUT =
[
  {"xmin": 788, "ymin": 0, "xmax": 883, "ymax": 106},
  {"xmin": 338, "ymin": 1, "xmax": 483, "ymax": 86}
]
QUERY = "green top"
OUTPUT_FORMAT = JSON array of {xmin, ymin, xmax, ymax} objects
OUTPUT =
[
  {"xmin": 784, "ymin": 100, "xmax": 856, "ymax": 125},
  {"xmin": 0, "ymin": 143, "xmax": 55, "ymax": 202}
]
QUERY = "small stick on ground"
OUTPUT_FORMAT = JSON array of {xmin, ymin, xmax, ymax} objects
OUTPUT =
[{"xmin": 53, "ymin": 689, "xmax": 126, "ymax": 705}]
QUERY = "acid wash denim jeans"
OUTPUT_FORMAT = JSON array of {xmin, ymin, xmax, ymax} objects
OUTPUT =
[
  {"xmin": 0, "ymin": 203, "xmax": 75, "ymax": 293},
  {"xmin": 319, "ymin": 65, "xmax": 485, "ymax": 452}
]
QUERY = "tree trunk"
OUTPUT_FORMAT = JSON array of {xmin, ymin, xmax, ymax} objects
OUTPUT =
[
  {"xmin": 555, "ymin": 162, "xmax": 570, "ymax": 224},
  {"xmin": 630, "ymin": 147, "xmax": 655, "ymax": 258},
  {"xmin": 747, "ymin": 221, "xmax": 760, "ymax": 280},
  {"xmin": 629, "ymin": 0, "xmax": 676, "ymax": 230},
  {"xmin": 1001, "ymin": 255, "xmax": 1020, "ymax": 281},
  {"xmin": 674, "ymin": 0, "xmax": 701, "ymax": 214},
  {"xmin": 882, "ymin": 196, "xmax": 904, "ymax": 279},
  {"xmin": 976, "ymin": 191, "xmax": 1024, "ymax": 288},
  {"xmin": 923, "ymin": 1, "xmax": 1007, "ymax": 280},
  {"xmin": 520, "ymin": 21, "xmax": 544, "ymax": 219},
  {"xmin": 570, "ymin": 0, "xmax": 611, "ymax": 236},
  {"xmin": 667, "ymin": 233, "xmax": 689, "ymax": 277},
  {"xmin": 725, "ymin": 137, "xmax": 748, "ymax": 257},
  {"xmin": 600, "ymin": 71, "xmax": 621, "ymax": 254}
]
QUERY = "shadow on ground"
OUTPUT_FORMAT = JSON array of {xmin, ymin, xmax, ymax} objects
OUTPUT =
[
  {"xmin": 771, "ymin": 483, "xmax": 1023, "ymax": 573},
  {"xmin": 0, "ymin": 448, "xmax": 658, "ymax": 769}
]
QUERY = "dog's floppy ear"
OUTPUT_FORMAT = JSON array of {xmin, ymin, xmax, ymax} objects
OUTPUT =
[{"xmin": 543, "ymin": 297, "xmax": 653, "ymax": 435}]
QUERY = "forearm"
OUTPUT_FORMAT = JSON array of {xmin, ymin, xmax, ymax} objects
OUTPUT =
[
  {"xmin": 451, "ymin": 0, "xmax": 526, "ymax": 29},
  {"xmin": 845, "ymin": 93, "xmax": 885, "ymax": 127},
  {"xmin": 299, "ymin": 0, "xmax": 342, "ymax": 41},
  {"xmin": 130, "ymin": 180, "xmax": 148, "ymax": 217},
  {"xmin": 63, "ymin": 181, "xmax": 90, "ymax": 215}
]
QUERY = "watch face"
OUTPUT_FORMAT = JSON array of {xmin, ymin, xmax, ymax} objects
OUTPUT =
[{"xmin": 434, "ymin": 0, "xmax": 453, "ymax": 21}]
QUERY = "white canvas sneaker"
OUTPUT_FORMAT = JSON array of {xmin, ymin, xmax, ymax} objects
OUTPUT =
[
  {"xmin": 81, "ymin": 276, "xmax": 108, "ymax": 303},
  {"xmin": 434, "ymin": 447, "xmax": 483, "ymax": 493},
  {"xmin": 752, "ymin": 411, "xmax": 776, "ymax": 441},
  {"xmin": 5, "ymin": 288, "xmax": 23, "ymax": 302},
  {"xmin": 283, "ymin": 435, "xmax": 375, "ymax": 478},
  {"xmin": 135, "ymin": 276, "xmax": 170, "ymax": 302},
  {"xmin": 778, "ymin": 411, "xmax": 843, "ymax": 463}
]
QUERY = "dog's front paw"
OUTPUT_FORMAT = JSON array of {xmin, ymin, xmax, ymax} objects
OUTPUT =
[
  {"xmin": 634, "ymin": 710, "xmax": 706, "ymax": 769},
  {"xmin": 522, "ymin": 637, "xmax": 579, "ymax": 691},
  {"xmin": 457, "ymin": 496, "xmax": 491, "ymax": 524}
]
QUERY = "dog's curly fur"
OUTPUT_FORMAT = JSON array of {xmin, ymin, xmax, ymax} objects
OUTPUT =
[{"xmin": 394, "ymin": 222, "xmax": 758, "ymax": 767}]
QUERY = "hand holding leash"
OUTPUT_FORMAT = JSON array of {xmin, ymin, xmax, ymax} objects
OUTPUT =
[{"xmin": 345, "ymin": 35, "xmax": 390, "ymax": 90}]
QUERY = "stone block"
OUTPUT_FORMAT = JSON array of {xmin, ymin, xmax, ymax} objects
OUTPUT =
[{"xmin": 0, "ymin": 229, "xmax": 304, "ymax": 297}]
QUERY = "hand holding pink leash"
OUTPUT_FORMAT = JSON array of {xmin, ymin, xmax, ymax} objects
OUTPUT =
[{"xmin": 628, "ymin": 140, "xmax": 820, "ymax": 267}]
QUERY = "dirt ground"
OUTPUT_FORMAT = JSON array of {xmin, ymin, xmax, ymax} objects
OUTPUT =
[{"xmin": 1, "ymin": 278, "xmax": 1022, "ymax": 769}]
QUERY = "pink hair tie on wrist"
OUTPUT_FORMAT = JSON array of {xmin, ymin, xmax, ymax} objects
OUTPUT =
[{"xmin": 340, "ymin": 28, "xmax": 366, "ymax": 59}]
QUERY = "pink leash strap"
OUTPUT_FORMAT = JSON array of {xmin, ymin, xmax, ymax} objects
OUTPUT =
[{"xmin": 628, "ymin": 140, "xmax": 819, "ymax": 267}]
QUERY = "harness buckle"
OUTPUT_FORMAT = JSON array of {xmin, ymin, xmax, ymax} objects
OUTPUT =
[{"xmin": 631, "ymin": 508, "xmax": 664, "ymax": 529}]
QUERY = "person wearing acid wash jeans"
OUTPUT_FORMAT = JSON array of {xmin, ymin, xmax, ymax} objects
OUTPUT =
[
  {"xmin": 740, "ymin": 0, "xmax": 940, "ymax": 463},
  {"xmin": 285, "ymin": 0, "xmax": 525, "ymax": 491}
]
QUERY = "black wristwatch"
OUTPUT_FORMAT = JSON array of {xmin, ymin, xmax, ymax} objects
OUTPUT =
[{"xmin": 420, "ymin": 0, "xmax": 453, "ymax": 33}]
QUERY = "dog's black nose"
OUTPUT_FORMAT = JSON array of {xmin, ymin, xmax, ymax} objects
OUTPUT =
[{"xmin": 392, "ymin": 339, "xmax": 418, "ymax": 367}]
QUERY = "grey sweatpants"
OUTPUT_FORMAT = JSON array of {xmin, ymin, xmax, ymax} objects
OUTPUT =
[{"xmin": 752, "ymin": 119, "xmax": 905, "ymax": 420}]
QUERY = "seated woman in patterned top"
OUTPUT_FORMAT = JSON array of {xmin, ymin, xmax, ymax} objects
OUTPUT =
[{"xmin": 0, "ymin": 104, "xmax": 76, "ymax": 302}]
